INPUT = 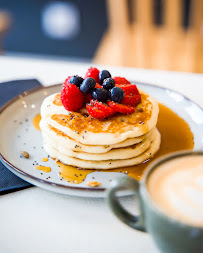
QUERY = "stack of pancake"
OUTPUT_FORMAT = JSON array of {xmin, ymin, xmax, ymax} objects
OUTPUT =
[{"xmin": 40, "ymin": 89, "xmax": 161, "ymax": 169}]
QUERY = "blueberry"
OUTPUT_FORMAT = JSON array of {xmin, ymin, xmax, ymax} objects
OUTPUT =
[
  {"xmin": 110, "ymin": 87, "xmax": 124, "ymax": 103},
  {"xmin": 80, "ymin": 77, "xmax": 96, "ymax": 94},
  {"xmin": 99, "ymin": 70, "xmax": 111, "ymax": 84},
  {"xmin": 69, "ymin": 75, "xmax": 84, "ymax": 87},
  {"xmin": 92, "ymin": 88, "xmax": 109, "ymax": 102},
  {"xmin": 103, "ymin": 78, "xmax": 115, "ymax": 90}
]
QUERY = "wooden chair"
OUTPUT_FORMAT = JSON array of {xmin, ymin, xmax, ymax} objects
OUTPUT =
[
  {"xmin": 94, "ymin": 0, "xmax": 203, "ymax": 73},
  {"xmin": 0, "ymin": 11, "xmax": 11, "ymax": 53}
]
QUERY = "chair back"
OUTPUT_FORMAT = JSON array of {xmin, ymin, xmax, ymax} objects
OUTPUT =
[
  {"xmin": 94, "ymin": 0, "xmax": 203, "ymax": 73},
  {"xmin": 0, "ymin": 11, "xmax": 11, "ymax": 53}
]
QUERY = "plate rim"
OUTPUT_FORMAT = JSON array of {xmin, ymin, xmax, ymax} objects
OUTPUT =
[
  {"xmin": 0, "ymin": 82, "xmax": 203, "ymax": 193},
  {"xmin": 0, "ymin": 83, "xmax": 105, "ymax": 192}
]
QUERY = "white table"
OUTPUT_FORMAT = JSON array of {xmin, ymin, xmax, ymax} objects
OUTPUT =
[{"xmin": 0, "ymin": 55, "xmax": 203, "ymax": 253}]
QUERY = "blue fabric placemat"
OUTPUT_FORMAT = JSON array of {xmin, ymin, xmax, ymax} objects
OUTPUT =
[{"xmin": 0, "ymin": 79, "xmax": 42, "ymax": 195}]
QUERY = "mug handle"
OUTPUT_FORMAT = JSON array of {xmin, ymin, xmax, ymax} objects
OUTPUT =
[{"xmin": 107, "ymin": 176, "xmax": 146, "ymax": 232}]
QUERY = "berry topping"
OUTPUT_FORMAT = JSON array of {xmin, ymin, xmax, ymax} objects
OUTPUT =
[
  {"xmin": 107, "ymin": 101, "xmax": 135, "ymax": 114},
  {"xmin": 84, "ymin": 93, "xmax": 92, "ymax": 104},
  {"xmin": 113, "ymin": 76, "xmax": 131, "ymax": 84},
  {"xmin": 80, "ymin": 77, "xmax": 96, "ymax": 94},
  {"xmin": 69, "ymin": 75, "xmax": 84, "ymax": 87},
  {"xmin": 121, "ymin": 94, "xmax": 141, "ymax": 106},
  {"xmin": 92, "ymin": 88, "xmax": 109, "ymax": 102},
  {"xmin": 110, "ymin": 87, "xmax": 124, "ymax": 103},
  {"xmin": 61, "ymin": 83, "xmax": 84, "ymax": 111},
  {"xmin": 99, "ymin": 70, "xmax": 111, "ymax": 84},
  {"xmin": 63, "ymin": 76, "xmax": 71, "ymax": 87},
  {"xmin": 90, "ymin": 100, "xmax": 115, "ymax": 117},
  {"xmin": 61, "ymin": 67, "xmax": 141, "ymax": 116},
  {"xmin": 115, "ymin": 83, "xmax": 139, "ymax": 95},
  {"xmin": 84, "ymin": 67, "xmax": 100, "ymax": 83},
  {"xmin": 86, "ymin": 104, "xmax": 107, "ymax": 119},
  {"xmin": 102, "ymin": 78, "xmax": 115, "ymax": 90},
  {"xmin": 95, "ymin": 83, "xmax": 103, "ymax": 89}
]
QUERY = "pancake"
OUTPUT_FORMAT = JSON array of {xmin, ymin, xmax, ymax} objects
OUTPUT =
[
  {"xmin": 42, "ymin": 128, "xmax": 157, "ymax": 160},
  {"xmin": 43, "ymin": 129, "xmax": 161, "ymax": 169},
  {"xmin": 40, "ymin": 119, "xmax": 156, "ymax": 153},
  {"xmin": 41, "ymin": 89, "xmax": 159, "ymax": 145}
]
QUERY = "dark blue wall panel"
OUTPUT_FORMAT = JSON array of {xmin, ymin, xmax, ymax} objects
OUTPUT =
[{"xmin": 0, "ymin": 0, "xmax": 107, "ymax": 59}]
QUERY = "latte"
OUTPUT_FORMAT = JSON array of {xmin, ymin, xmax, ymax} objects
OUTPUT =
[{"xmin": 147, "ymin": 155, "xmax": 203, "ymax": 226}]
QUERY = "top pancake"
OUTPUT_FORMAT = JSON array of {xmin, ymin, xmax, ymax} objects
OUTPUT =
[{"xmin": 40, "ymin": 88, "xmax": 159, "ymax": 145}]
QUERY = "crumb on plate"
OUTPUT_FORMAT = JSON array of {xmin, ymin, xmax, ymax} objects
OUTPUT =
[{"xmin": 20, "ymin": 151, "xmax": 29, "ymax": 158}]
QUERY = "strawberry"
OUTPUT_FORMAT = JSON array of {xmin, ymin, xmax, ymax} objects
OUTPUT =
[
  {"xmin": 115, "ymin": 83, "xmax": 141, "ymax": 106},
  {"xmin": 107, "ymin": 101, "xmax": 135, "ymax": 114},
  {"xmin": 121, "ymin": 94, "xmax": 141, "ymax": 106},
  {"xmin": 95, "ymin": 83, "xmax": 103, "ymax": 89},
  {"xmin": 84, "ymin": 67, "xmax": 100, "ymax": 83},
  {"xmin": 86, "ymin": 104, "xmax": 106, "ymax": 119},
  {"xmin": 61, "ymin": 83, "xmax": 84, "ymax": 111},
  {"xmin": 90, "ymin": 100, "xmax": 115, "ymax": 117},
  {"xmin": 63, "ymin": 76, "xmax": 71, "ymax": 87},
  {"xmin": 84, "ymin": 93, "xmax": 92, "ymax": 104},
  {"xmin": 115, "ymin": 83, "xmax": 139, "ymax": 95},
  {"xmin": 113, "ymin": 77, "xmax": 131, "ymax": 84}
]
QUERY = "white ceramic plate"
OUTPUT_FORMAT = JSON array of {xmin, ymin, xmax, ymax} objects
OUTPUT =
[{"xmin": 0, "ymin": 83, "xmax": 203, "ymax": 197}]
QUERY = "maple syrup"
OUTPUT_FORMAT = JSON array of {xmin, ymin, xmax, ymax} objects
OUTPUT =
[
  {"xmin": 32, "ymin": 114, "xmax": 41, "ymax": 131},
  {"xmin": 35, "ymin": 165, "xmax": 51, "ymax": 173}
]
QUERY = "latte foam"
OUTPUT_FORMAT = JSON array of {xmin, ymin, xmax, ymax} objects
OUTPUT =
[{"xmin": 147, "ymin": 155, "xmax": 203, "ymax": 226}]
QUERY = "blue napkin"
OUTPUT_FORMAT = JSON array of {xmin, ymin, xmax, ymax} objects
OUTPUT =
[{"xmin": 0, "ymin": 79, "xmax": 42, "ymax": 194}]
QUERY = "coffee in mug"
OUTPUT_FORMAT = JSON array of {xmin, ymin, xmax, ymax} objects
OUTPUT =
[{"xmin": 147, "ymin": 155, "xmax": 203, "ymax": 226}]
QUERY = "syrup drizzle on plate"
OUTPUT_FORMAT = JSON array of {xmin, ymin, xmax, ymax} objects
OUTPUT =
[
  {"xmin": 35, "ymin": 165, "xmax": 51, "ymax": 173},
  {"xmin": 32, "ymin": 114, "xmax": 41, "ymax": 131}
]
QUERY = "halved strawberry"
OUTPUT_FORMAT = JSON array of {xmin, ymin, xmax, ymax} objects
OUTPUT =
[
  {"xmin": 113, "ymin": 77, "xmax": 131, "ymax": 84},
  {"xmin": 115, "ymin": 84, "xmax": 139, "ymax": 95},
  {"xmin": 107, "ymin": 101, "xmax": 135, "ymax": 114},
  {"xmin": 84, "ymin": 67, "xmax": 100, "ymax": 83},
  {"xmin": 90, "ymin": 100, "xmax": 115, "ymax": 117},
  {"xmin": 121, "ymin": 94, "xmax": 141, "ymax": 106},
  {"xmin": 86, "ymin": 104, "xmax": 106, "ymax": 119},
  {"xmin": 84, "ymin": 93, "xmax": 92, "ymax": 104}
]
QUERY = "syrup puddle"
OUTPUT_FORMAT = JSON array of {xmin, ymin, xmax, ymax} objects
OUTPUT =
[
  {"xmin": 56, "ymin": 161, "xmax": 146, "ymax": 184},
  {"xmin": 56, "ymin": 162, "xmax": 96, "ymax": 184}
]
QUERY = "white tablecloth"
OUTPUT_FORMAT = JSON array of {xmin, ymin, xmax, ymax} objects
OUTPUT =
[{"xmin": 0, "ymin": 55, "xmax": 203, "ymax": 253}]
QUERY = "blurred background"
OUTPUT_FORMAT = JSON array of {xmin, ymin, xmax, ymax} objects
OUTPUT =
[{"xmin": 0, "ymin": 0, "xmax": 202, "ymax": 73}]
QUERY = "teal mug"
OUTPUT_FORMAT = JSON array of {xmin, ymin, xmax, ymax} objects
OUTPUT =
[{"xmin": 107, "ymin": 151, "xmax": 203, "ymax": 253}]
